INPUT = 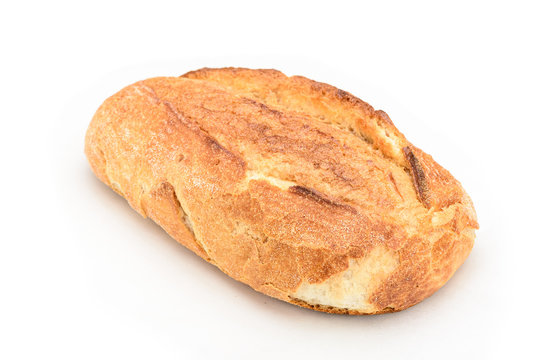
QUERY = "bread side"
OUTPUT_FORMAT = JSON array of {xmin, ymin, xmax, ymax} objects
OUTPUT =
[{"xmin": 85, "ymin": 68, "xmax": 478, "ymax": 314}]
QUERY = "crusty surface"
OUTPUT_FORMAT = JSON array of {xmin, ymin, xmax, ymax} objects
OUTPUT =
[{"xmin": 85, "ymin": 67, "xmax": 478, "ymax": 314}]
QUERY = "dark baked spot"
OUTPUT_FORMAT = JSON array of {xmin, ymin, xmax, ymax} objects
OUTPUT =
[
  {"xmin": 288, "ymin": 185, "xmax": 356, "ymax": 213},
  {"xmin": 375, "ymin": 110, "xmax": 395, "ymax": 126},
  {"xmin": 206, "ymin": 136, "xmax": 229, "ymax": 154},
  {"xmin": 336, "ymin": 89, "xmax": 351, "ymax": 100},
  {"xmin": 403, "ymin": 146, "xmax": 430, "ymax": 207}
]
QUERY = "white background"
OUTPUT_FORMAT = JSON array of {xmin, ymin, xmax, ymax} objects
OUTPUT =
[{"xmin": 1, "ymin": 1, "xmax": 538, "ymax": 358}]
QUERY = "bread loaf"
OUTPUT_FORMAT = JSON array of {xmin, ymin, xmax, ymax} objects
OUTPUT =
[{"xmin": 85, "ymin": 67, "xmax": 478, "ymax": 314}]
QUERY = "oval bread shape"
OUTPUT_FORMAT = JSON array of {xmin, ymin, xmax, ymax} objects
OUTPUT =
[{"xmin": 85, "ymin": 68, "xmax": 478, "ymax": 314}]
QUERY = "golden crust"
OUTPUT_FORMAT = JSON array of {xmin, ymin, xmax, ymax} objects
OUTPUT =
[{"xmin": 85, "ymin": 67, "xmax": 478, "ymax": 314}]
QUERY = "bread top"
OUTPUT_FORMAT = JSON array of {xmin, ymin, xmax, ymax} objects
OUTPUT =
[{"xmin": 86, "ymin": 68, "xmax": 478, "ymax": 312}]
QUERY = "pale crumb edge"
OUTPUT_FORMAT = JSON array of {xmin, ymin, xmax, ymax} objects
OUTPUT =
[{"xmin": 289, "ymin": 246, "xmax": 398, "ymax": 314}]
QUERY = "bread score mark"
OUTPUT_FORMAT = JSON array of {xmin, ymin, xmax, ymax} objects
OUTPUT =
[
  {"xmin": 147, "ymin": 85, "xmax": 246, "ymax": 169},
  {"xmin": 403, "ymin": 146, "xmax": 430, "ymax": 207},
  {"xmin": 151, "ymin": 181, "xmax": 212, "ymax": 261},
  {"xmin": 288, "ymin": 185, "xmax": 357, "ymax": 213}
]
